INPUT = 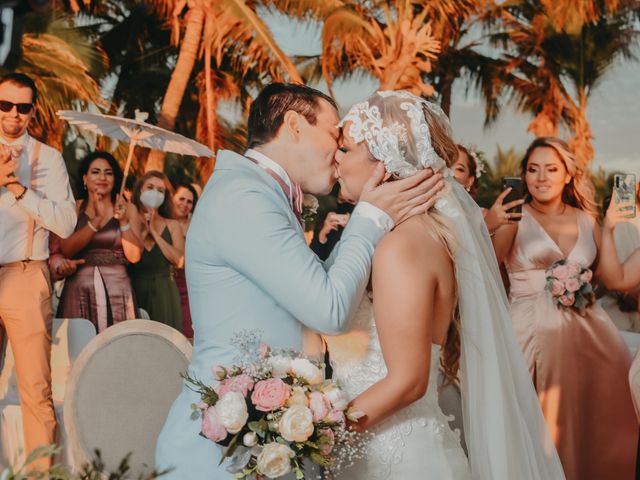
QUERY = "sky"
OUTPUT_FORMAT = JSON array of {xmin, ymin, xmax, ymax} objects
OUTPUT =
[{"xmin": 260, "ymin": 10, "xmax": 640, "ymax": 177}]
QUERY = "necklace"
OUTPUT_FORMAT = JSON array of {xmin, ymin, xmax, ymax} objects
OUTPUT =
[{"xmin": 529, "ymin": 201, "xmax": 567, "ymax": 216}]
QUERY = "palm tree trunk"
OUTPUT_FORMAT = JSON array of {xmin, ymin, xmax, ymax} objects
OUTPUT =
[
  {"xmin": 146, "ymin": 6, "xmax": 205, "ymax": 172},
  {"xmin": 569, "ymin": 88, "xmax": 594, "ymax": 167}
]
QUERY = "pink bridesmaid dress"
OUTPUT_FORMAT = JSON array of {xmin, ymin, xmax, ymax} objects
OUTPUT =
[{"xmin": 505, "ymin": 207, "xmax": 637, "ymax": 480}]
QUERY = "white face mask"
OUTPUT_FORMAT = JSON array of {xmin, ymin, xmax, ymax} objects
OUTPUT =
[{"xmin": 140, "ymin": 189, "xmax": 165, "ymax": 209}]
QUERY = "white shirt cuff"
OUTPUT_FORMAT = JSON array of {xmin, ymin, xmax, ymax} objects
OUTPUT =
[{"xmin": 352, "ymin": 201, "xmax": 394, "ymax": 233}]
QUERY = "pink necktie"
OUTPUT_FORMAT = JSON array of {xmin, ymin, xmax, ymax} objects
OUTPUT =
[{"xmin": 246, "ymin": 157, "xmax": 304, "ymax": 227}]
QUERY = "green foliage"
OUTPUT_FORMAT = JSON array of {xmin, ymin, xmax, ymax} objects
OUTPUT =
[
  {"xmin": 2, "ymin": 446, "xmax": 169, "ymax": 480},
  {"xmin": 476, "ymin": 146, "xmax": 523, "ymax": 209}
]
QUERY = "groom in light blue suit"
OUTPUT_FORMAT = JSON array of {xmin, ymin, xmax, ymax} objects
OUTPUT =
[{"xmin": 155, "ymin": 84, "xmax": 440, "ymax": 479}]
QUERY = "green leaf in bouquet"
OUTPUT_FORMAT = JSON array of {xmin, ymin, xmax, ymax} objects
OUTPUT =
[
  {"xmin": 295, "ymin": 468, "xmax": 305, "ymax": 479},
  {"xmin": 581, "ymin": 283, "xmax": 593, "ymax": 294},
  {"xmin": 248, "ymin": 419, "xmax": 267, "ymax": 436},
  {"xmin": 219, "ymin": 433, "xmax": 241, "ymax": 466},
  {"xmin": 309, "ymin": 451, "xmax": 332, "ymax": 467}
]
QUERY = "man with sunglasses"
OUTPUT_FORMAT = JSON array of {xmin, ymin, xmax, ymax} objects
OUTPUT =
[{"xmin": 0, "ymin": 72, "xmax": 76, "ymax": 471}]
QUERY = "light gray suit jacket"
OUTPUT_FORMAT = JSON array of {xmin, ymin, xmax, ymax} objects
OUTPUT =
[{"xmin": 156, "ymin": 150, "xmax": 384, "ymax": 478}]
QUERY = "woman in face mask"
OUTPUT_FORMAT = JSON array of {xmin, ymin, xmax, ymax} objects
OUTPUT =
[
  {"xmin": 49, "ymin": 151, "xmax": 142, "ymax": 333},
  {"xmin": 128, "ymin": 170, "xmax": 184, "ymax": 331}
]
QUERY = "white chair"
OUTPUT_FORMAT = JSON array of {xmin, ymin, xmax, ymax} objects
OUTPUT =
[
  {"xmin": 0, "ymin": 318, "xmax": 96, "ymax": 468},
  {"xmin": 63, "ymin": 320, "xmax": 191, "ymax": 474}
]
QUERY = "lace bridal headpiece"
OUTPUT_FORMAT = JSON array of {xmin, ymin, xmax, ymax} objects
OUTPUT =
[{"xmin": 338, "ymin": 90, "xmax": 451, "ymax": 178}]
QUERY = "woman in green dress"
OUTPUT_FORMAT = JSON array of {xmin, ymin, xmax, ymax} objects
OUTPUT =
[{"xmin": 128, "ymin": 170, "xmax": 184, "ymax": 331}]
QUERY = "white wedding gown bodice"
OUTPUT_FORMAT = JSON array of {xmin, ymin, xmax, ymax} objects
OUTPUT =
[{"xmin": 325, "ymin": 295, "xmax": 471, "ymax": 480}]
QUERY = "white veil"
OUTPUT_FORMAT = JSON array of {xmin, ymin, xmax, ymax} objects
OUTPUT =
[{"xmin": 339, "ymin": 91, "xmax": 565, "ymax": 480}]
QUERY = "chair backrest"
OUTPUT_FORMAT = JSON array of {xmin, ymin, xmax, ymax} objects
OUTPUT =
[
  {"xmin": 0, "ymin": 318, "xmax": 96, "ymax": 405},
  {"xmin": 63, "ymin": 320, "xmax": 191, "ymax": 473}
]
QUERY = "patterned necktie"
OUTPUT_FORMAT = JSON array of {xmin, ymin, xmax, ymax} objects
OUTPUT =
[{"xmin": 246, "ymin": 156, "xmax": 304, "ymax": 227}]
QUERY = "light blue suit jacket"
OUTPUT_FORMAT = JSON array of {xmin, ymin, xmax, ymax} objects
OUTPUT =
[{"xmin": 155, "ymin": 151, "xmax": 384, "ymax": 479}]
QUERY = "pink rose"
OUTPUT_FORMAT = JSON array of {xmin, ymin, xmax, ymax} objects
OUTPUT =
[
  {"xmin": 559, "ymin": 294, "xmax": 575, "ymax": 307},
  {"xmin": 551, "ymin": 280, "xmax": 565, "ymax": 296},
  {"xmin": 580, "ymin": 269, "xmax": 593, "ymax": 283},
  {"xmin": 215, "ymin": 374, "xmax": 255, "ymax": 398},
  {"xmin": 324, "ymin": 409, "xmax": 345, "ymax": 425},
  {"xmin": 552, "ymin": 265, "xmax": 569, "ymax": 281},
  {"xmin": 567, "ymin": 262, "xmax": 581, "ymax": 276},
  {"xmin": 309, "ymin": 391, "xmax": 331, "ymax": 423},
  {"xmin": 564, "ymin": 278, "xmax": 581, "ymax": 293},
  {"xmin": 318, "ymin": 428, "xmax": 335, "ymax": 455},
  {"xmin": 202, "ymin": 406, "xmax": 228, "ymax": 442},
  {"xmin": 251, "ymin": 378, "xmax": 291, "ymax": 412}
]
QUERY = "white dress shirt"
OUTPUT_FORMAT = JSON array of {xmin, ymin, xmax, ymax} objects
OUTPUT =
[
  {"xmin": 244, "ymin": 148, "xmax": 394, "ymax": 232},
  {"xmin": 0, "ymin": 133, "xmax": 76, "ymax": 264}
]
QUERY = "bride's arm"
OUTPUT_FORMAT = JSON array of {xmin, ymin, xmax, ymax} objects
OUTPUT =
[{"xmin": 348, "ymin": 230, "xmax": 441, "ymax": 431}]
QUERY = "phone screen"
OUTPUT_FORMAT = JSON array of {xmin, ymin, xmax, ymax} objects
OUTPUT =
[
  {"xmin": 501, "ymin": 177, "xmax": 524, "ymax": 219},
  {"xmin": 614, "ymin": 173, "xmax": 636, "ymax": 218}
]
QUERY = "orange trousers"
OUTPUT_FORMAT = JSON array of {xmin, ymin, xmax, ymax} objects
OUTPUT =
[{"xmin": 0, "ymin": 260, "xmax": 56, "ymax": 471}]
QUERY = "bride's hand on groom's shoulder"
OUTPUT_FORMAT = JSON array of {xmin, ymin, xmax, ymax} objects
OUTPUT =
[{"xmin": 360, "ymin": 164, "xmax": 444, "ymax": 225}]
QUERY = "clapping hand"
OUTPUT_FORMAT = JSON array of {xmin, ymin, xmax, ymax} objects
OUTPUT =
[
  {"xmin": 318, "ymin": 212, "xmax": 351, "ymax": 244},
  {"xmin": 0, "ymin": 146, "xmax": 19, "ymax": 187},
  {"xmin": 484, "ymin": 188, "xmax": 525, "ymax": 233},
  {"xmin": 113, "ymin": 194, "xmax": 128, "ymax": 224}
]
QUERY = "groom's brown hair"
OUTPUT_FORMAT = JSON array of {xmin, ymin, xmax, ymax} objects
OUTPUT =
[{"xmin": 247, "ymin": 83, "xmax": 337, "ymax": 149}]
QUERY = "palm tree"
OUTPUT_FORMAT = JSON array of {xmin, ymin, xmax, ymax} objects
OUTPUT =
[
  {"xmin": 487, "ymin": 0, "xmax": 639, "ymax": 166},
  {"xmin": 144, "ymin": 0, "xmax": 303, "ymax": 172},
  {"xmin": 1, "ymin": 12, "xmax": 106, "ymax": 150}
]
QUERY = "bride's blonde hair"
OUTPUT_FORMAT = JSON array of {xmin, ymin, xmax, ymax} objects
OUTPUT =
[{"xmin": 420, "ymin": 105, "xmax": 461, "ymax": 387}]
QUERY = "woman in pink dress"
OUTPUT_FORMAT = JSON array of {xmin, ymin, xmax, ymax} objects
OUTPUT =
[{"xmin": 492, "ymin": 137, "xmax": 637, "ymax": 480}]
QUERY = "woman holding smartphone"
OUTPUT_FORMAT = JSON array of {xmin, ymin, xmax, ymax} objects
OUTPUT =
[{"xmin": 492, "ymin": 137, "xmax": 636, "ymax": 480}]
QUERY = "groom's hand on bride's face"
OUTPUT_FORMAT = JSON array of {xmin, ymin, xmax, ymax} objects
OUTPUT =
[{"xmin": 360, "ymin": 164, "xmax": 443, "ymax": 225}]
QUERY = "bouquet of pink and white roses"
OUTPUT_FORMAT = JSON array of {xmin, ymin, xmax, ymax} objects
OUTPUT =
[
  {"xmin": 184, "ymin": 339, "xmax": 365, "ymax": 479},
  {"xmin": 545, "ymin": 259, "xmax": 595, "ymax": 312}
]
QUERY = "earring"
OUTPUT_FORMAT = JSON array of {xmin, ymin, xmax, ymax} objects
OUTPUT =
[{"xmin": 83, "ymin": 182, "xmax": 87, "ymax": 190}]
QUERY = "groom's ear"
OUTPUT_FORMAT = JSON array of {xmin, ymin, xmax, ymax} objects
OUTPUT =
[{"xmin": 282, "ymin": 110, "xmax": 302, "ymax": 143}]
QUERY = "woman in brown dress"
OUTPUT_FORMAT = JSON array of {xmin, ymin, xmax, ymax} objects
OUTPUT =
[
  {"xmin": 51, "ymin": 151, "xmax": 142, "ymax": 332},
  {"xmin": 492, "ymin": 137, "xmax": 637, "ymax": 480}
]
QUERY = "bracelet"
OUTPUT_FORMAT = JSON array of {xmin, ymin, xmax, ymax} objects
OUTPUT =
[
  {"xmin": 14, "ymin": 185, "xmax": 27, "ymax": 201},
  {"xmin": 87, "ymin": 220, "xmax": 99, "ymax": 233},
  {"xmin": 119, "ymin": 223, "xmax": 131, "ymax": 232}
]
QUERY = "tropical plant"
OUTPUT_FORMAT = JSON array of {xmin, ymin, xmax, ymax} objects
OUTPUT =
[
  {"xmin": 486, "ymin": 0, "xmax": 640, "ymax": 166},
  {"xmin": 476, "ymin": 145, "xmax": 523, "ymax": 208},
  {"xmin": 143, "ymin": 0, "xmax": 304, "ymax": 173},
  {"xmin": 1, "ymin": 13, "xmax": 106, "ymax": 150}
]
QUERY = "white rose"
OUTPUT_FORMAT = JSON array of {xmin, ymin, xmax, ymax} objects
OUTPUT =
[
  {"xmin": 256, "ymin": 442, "xmax": 295, "ymax": 478},
  {"xmin": 322, "ymin": 384, "xmax": 348, "ymax": 410},
  {"xmin": 243, "ymin": 431, "xmax": 258, "ymax": 447},
  {"xmin": 269, "ymin": 355, "xmax": 292, "ymax": 378},
  {"xmin": 216, "ymin": 391, "xmax": 248, "ymax": 434},
  {"xmin": 287, "ymin": 386, "xmax": 309, "ymax": 407},
  {"xmin": 290, "ymin": 358, "xmax": 324, "ymax": 385},
  {"xmin": 279, "ymin": 404, "xmax": 315, "ymax": 442}
]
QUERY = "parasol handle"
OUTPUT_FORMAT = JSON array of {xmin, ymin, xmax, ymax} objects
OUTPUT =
[{"xmin": 119, "ymin": 140, "xmax": 137, "ymax": 199}]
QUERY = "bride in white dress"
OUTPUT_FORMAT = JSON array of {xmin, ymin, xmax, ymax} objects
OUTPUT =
[{"xmin": 325, "ymin": 90, "xmax": 566, "ymax": 480}]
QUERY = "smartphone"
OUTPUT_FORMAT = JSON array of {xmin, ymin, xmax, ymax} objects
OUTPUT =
[
  {"xmin": 614, "ymin": 173, "xmax": 636, "ymax": 218},
  {"xmin": 501, "ymin": 176, "xmax": 525, "ymax": 220}
]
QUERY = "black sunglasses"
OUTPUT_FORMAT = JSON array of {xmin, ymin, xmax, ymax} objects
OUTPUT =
[{"xmin": 0, "ymin": 101, "xmax": 34, "ymax": 114}]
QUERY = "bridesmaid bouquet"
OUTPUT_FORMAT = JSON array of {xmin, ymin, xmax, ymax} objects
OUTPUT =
[
  {"xmin": 184, "ymin": 340, "xmax": 365, "ymax": 479},
  {"xmin": 545, "ymin": 259, "xmax": 595, "ymax": 312}
]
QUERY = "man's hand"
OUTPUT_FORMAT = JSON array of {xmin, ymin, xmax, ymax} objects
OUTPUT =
[
  {"xmin": 56, "ymin": 258, "xmax": 86, "ymax": 278},
  {"xmin": 0, "ymin": 146, "xmax": 19, "ymax": 187},
  {"xmin": 359, "ymin": 163, "xmax": 443, "ymax": 225}
]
